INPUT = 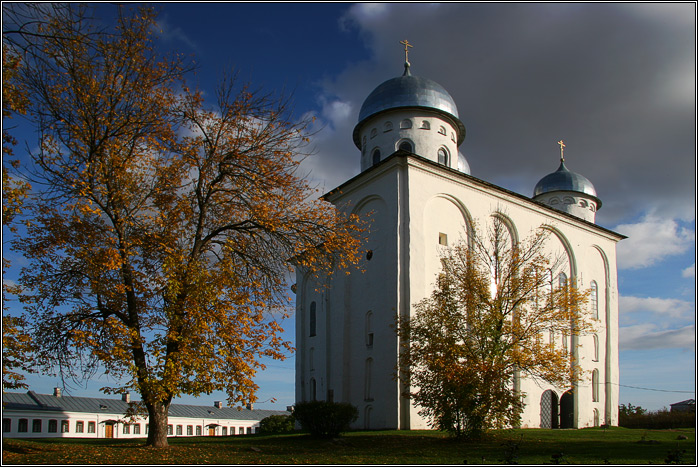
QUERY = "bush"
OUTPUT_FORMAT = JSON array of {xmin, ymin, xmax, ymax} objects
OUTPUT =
[
  {"xmin": 292, "ymin": 400, "xmax": 358, "ymax": 438},
  {"xmin": 259, "ymin": 414, "xmax": 295, "ymax": 434}
]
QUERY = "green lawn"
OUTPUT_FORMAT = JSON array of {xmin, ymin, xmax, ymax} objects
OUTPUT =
[{"xmin": 2, "ymin": 427, "xmax": 695, "ymax": 465}]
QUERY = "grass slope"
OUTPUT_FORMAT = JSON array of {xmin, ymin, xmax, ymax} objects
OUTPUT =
[{"xmin": 2, "ymin": 427, "xmax": 695, "ymax": 465}]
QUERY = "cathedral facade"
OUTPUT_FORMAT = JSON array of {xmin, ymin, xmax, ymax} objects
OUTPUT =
[{"xmin": 295, "ymin": 59, "xmax": 623, "ymax": 430}]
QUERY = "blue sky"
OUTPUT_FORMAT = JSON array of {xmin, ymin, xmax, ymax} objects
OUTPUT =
[{"xmin": 4, "ymin": 3, "xmax": 695, "ymax": 412}]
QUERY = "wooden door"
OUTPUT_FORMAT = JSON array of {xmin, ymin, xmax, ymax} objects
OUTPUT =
[
  {"xmin": 105, "ymin": 424, "xmax": 113, "ymax": 438},
  {"xmin": 208, "ymin": 427, "xmax": 215, "ymax": 436}
]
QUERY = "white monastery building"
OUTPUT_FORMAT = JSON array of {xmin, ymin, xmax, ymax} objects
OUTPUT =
[
  {"xmin": 295, "ymin": 52, "xmax": 623, "ymax": 430},
  {"xmin": 2, "ymin": 388, "xmax": 290, "ymax": 439}
]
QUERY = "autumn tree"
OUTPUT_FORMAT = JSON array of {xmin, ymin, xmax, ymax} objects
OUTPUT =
[
  {"xmin": 397, "ymin": 215, "xmax": 592, "ymax": 439},
  {"xmin": 2, "ymin": 35, "xmax": 35, "ymax": 389},
  {"xmin": 7, "ymin": 4, "xmax": 362, "ymax": 447}
]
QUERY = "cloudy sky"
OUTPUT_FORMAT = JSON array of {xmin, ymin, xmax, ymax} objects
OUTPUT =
[{"xmin": 9, "ymin": 3, "xmax": 695, "ymax": 412}]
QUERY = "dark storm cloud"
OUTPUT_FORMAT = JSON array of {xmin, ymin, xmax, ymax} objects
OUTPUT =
[{"xmin": 306, "ymin": 3, "xmax": 695, "ymax": 228}]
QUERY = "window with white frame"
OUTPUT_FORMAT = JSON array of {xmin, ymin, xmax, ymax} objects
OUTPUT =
[
  {"xmin": 309, "ymin": 301, "xmax": 317, "ymax": 337},
  {"xmin": 372, "ymin": 149, "xmax": 381, "ymax": 166},
  {"xmin": 593, "ymin": 334, "xmax": 599, "ymax": 362},
  {"xmin": 590, "ymin": 281, "xmax": 599, "ymax": 319},
  {"xmin": 437, "ymin": 147, "xmax": 449, "ymax": 166},
  {"xmin": 398, "ymin": 139, "xmax": 413, "ymax": 152},
  {"xmin": 364, "ymin": 358, "xmax": 373, "ymax": 401},
  {"xmin": 592, "ymin": 369, "xmax": 600, "ymax": 402},
  {"xmin": 365, "ymin": 311, "xmax": 374, "ymax": 348}
]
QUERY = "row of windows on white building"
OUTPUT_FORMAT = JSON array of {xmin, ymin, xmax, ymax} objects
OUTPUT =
[
  {"xmin": 2, "ymin": 418, "xmax": 257, "ymax": 436},
  {"xmin": 361, "ymin": 118, "xmax": 455, "ymax": 167},
  {"xmin": 363, "ymin": 118, "xmax": 456, "ymax": 145}
]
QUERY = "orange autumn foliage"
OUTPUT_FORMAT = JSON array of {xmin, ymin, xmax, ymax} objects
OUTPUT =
[
  {"xmin": 7, "ymin": 4, "xmax": 363, "ymax": 447},
  {"xmin": 397, "ymin": 214, "xmax": 592, "ymax": 438}
]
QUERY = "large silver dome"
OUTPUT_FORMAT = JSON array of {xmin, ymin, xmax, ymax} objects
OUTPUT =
[
  {"xmin": 533, "ymin": 160, "xmax": 601, "ymax": 206},
  {"xmin": 353, "ymin": 63, "xmax": 466, "ymax": 147}
]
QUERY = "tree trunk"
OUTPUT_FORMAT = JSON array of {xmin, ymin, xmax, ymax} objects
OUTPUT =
[{"xmin": 145, "ymin": 400, "xmax": 170, "ymax": 448}]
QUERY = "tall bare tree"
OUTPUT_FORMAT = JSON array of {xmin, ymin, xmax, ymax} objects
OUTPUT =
[{"xmin": 7, "ymin": 4, "xmax": 363, "ymax": 447}]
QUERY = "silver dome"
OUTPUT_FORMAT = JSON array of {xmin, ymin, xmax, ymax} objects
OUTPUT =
[
  {"xmin": 533, "ymin": 160, "xmax": 601, "ymax": 206},
  {"xmin": 353, "ymin": 63, "xmax": 466, "ymax": 147}
]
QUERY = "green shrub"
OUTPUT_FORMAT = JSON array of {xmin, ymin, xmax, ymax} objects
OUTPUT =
[
  {"xmin": 259, "ymin": 414, "xmax": 295, "ymax": 434},
  {"xmin": 292, "ymin": 400, "xmax": 358, "ymax": 438}
]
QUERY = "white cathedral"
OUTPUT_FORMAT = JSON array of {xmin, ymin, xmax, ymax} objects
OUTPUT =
[{"xmin": 295, "ymin": 55, "xmax": 623, "ymax": 430}]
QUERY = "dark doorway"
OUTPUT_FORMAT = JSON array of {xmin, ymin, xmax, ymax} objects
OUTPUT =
[
  {"xmin": 540, "ymin": 390, "xmax": 559, "ymax": 428},
  {"xmin": 560, "ymin": 390, "xmax": 574, "ymax": 428}
]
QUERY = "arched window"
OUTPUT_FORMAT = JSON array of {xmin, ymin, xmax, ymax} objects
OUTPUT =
[
  {"xmin": 420, "ymin": 120, "xmax": 430, "ymax": 130},
  {"xmin": 438, "ymin": 147, "xmax": 449, "ymax": 166},
  {"xmin": 372, "ymin": 149, "xmax": 381, "ymax": 166},
  {"xmin": 592, "ymin": 369, "xmax": 600, "ymax": 402},
  {"xmin": 309, "ymin": 347, "xmax": 315, "ymax": 370},
  {"xmin": 400, "ymin": 119, "xmax": 412, "ymax": 129},
  {"xmin": 309, "ymin": 378, "xmax": 317, "ymax": 401},
  {"xmin": 364, "ymin": 358, "xmax": 373, "ymax": 401},
  {"xmin": 438, "ymin": 125, "xmax": 447, "ymax": 135},
  {"xmin": 370, "ymin": 128, "xmax": 377, "ymax": 138},
  {"xmin": 365, "ymin": 311, "xmax": 374, "ymax": 348},
  {"xmin": 398, "ymin": 139, "xmax": 413, "ymax": 152},
  {"xmin": 590, "ymin": 281, "xmax": 598, "ymax": 319},
  {"xmin": 593, "ymin": 334, "xmax": 599, "ymax": 362},
  {"xmin": 309, "ymin": 301, "xmax": 317, "ymax": 337},
  {"xmin": 593, "ymin": 408, "xmax": 600, "ymax": 427},
  {"xmin": 383, "ymin": 121, "xmax": 393, "ymax": 132},
  {"xmin": 558, "ymin": 272, "xmax": 567, "ymax": 288}
]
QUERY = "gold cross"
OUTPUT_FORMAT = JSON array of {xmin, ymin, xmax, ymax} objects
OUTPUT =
[
  {"xmin": 558, "ymin": 140, "xmax": 566, "ymax": 162},
  {"xmin": 400, "ymin": 39, "xmax": 413, "ymax": 63}
]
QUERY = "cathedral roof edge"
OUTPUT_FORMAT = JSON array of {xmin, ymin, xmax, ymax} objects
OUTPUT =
[{"xmin": 323, "ymin": 151, "xmax": 626, "ymax": 242}]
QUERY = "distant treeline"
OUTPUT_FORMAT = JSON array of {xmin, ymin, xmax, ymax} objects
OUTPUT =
[{"xmin": 619, "ymin": 404, "xmax": 696, "ymax": 429}]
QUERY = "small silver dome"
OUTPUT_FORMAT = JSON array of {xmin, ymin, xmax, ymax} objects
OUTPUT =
[
  {"xmin": 533, "ymin": 160, "xmax": 601, "ymax": 206},
  {"xmin": 353, "ymin": 63, "xmax": 465, "ymax": 147}
]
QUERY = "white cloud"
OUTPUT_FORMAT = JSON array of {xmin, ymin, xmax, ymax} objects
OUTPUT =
[
  {"xmin": 620, "ymin": 323, "xmax": 695, "ymax": 350},
  {"xmin": 154, "ymin": 16, "xmax": 198, "ymax": 51},
  {"xmin": 682, "ymin": 263, "xmax": 695, "ymax": 278},
  {"xmin": 615, "ymin": 214, "xmax": 695, "ymax": 269},
  {"xmin": 620, "ymin": 295, "xmax": 695, "ymax": 319}
]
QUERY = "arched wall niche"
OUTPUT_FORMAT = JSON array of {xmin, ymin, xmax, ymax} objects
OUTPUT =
[
  {"xmin": 422, "ymin": 194, "xmax": 473, "ymax": 297},
  {"xmin": 491, "ymin": 211, "xmax": 520, "ymax": 247},
  {"xmin": 426, "ymin": 193, "xmax": 474, "ymax": 242},
  {"xmin": 540, "ymin": 225, "xmax": 576, "ymax": 278}
]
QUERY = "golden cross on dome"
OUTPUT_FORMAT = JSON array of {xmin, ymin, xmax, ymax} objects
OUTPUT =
[
  {"xmin": 558, "ymin": 140, "xmax": 566, "ymax": 162},
  {"xmin": 400, "ymin": 39, "xmax": 413, "ymax": 63}
]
